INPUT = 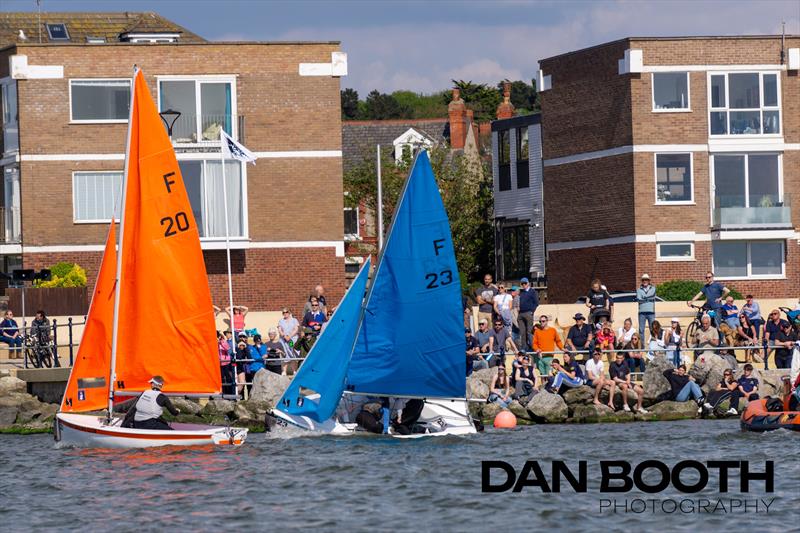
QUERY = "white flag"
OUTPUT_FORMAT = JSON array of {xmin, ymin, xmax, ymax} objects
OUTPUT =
[{"xmin": 221, "ymin": 129, "xmax": 257, "ymax": 164}]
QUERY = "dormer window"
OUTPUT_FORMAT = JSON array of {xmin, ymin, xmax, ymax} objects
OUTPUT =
[{"xmin": 46, "ymin": 23, "xmax": 70, "ymax": 41}]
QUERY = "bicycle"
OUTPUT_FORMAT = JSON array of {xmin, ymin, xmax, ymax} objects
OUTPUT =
[
  {"xmin": 685, "ymin": 303, "xmax": 715, "ymax": 349},
  {"xmin": 24, "ymin": 334, "xmax": 54, "ymax": 369}
]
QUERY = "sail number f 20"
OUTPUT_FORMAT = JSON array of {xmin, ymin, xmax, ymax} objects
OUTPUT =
[
  {"xmin": 425, "ymin": 238, "xmax": 452, "ymax": 289},
  {"xmin": 161, "ymin": 212, "xmax": 189, "ymax": 237}
]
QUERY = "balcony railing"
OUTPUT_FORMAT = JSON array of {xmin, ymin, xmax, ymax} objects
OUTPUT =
[
  {"xmin": 0, "ymin": 206, "xmax": 21, "ymax": 244},
  {"xmin": 165, "ymin": 113, "xmax": 240, "ymax": 144},
  {"xmin": 712, "ymin": 194, "xmax": 792, "ymax": 230}
]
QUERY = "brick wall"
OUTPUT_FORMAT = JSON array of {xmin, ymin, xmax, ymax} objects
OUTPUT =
[{"xmin": 546, "ymin": 243, "xmax": 637, "ymax": 303}]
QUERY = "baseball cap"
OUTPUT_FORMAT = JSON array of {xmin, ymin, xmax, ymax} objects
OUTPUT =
[
  {"xmin": 520, "ymin": 277, "xmax": 529, "ymax": 283},
  {"xmin": 464, "ymin": 327, "xmax": 472, "ymax": 333},
  {"xmin": 641, "ymin": 273, "xmax": 650, "ymax": 280}
]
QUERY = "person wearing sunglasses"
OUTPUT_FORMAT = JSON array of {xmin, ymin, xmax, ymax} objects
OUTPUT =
[
  {"xmin": 763, "ymin": 309, "xmax": 789, "ymax": 370},
  {"xmin": 687, "ymin": 272, "xmax": 729, "ymax": 331},
  {"xmin": 702, "ymin": 369, "xmax": 740, "ymax": 416},
  {"xmin": 532, "ymin": 314, "xmax": 563, "ymax": 377}
]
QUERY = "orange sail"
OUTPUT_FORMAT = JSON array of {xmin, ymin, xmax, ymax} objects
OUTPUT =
[
  {"xmin": 112, "ymin": 69, "xmax": 220, "ymax": 395},
  {"xmin": 60, "ymin": 222, "xmax": 116, "ymax": 412}
]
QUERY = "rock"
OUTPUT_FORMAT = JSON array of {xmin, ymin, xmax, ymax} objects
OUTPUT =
[
  {"xmin": 508, "ymin": 400, "xmax": 531, "ymax": 421},
  {"xmin": 200, "ymin": 399, "xmax": 236, "ymax": 418},
  {"xmin": 526, "ymin": 391, "xmax": 568, "ymax": 423},
  {"xmin": 470, "ymin": 368, "xmax": 498, "ymax": 390},
  {"xmin": 648, "ymin": 400, "xmax": 698, "ymax": 420},
  {"xmin": 234, "ymin": 402, "xmax": 254, "ymax": 421},
  {"xmin": 570, "ymin": 403, "xmax": 618, "ymax": 423},
  {"xmin": 563, "ymin": 386, "xmax": 595, "ymax": 407},
  {"xmin": 691, "ymin": 354, "xmax": 734, "ymax": 393},
  {"xmin": 466, "ymin": 374, "xmax": 490, "ymax": 401},
  {"xmin": 249, "ymin": 370, "xmax": 291, "ymax": 407},
  {"xmin": 482, "ymin": 402, "xmax": 503, "ymax": 421},
  {"xmin": 643, "ymin": 355, "xmax": 675, "ymax": 403},
  {"xmin": 0, "ymin": 376, "xmax": 25, "ymax": 394},
  {"xmin": 171, "ymin": 398, "xmax": 202, "ymax": 415},
  {"xmin": 16, "ymin": 400, "xmax": 57, "ymax": 425},
  {"xmin": 239, "ymin": 399, "xmax": 271, "ymax": 419},
  {"xmin": 598, "ymin": 386, "xmax": 640, "ymax": 409}
]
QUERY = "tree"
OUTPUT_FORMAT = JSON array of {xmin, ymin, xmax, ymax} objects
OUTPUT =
[
  {"xmin": 497, "ymin": 79, "xmax": 539, "ymax": 113},
  {"xmin": 344, "ymin": 144, "xmax": 493, "ymax": 281},
  {"xmin": 391, "ymin": 90, "xmax": 449, "ymax": 119},
  {"xmin": 363, "ymin": 90, "xmax": 408, "ymax": 120},
  {"xmin": 441, "ymin": 80, "xmax": 501, "ymax": 122},
  {"xmin": 340, "ymin": 88, "xmax": 360, "ymax": 120}
]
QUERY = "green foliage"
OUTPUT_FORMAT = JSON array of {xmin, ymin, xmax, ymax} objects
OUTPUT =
[
  {"xmin": 34, "ymin": 262, "xmax": 87, "ymax": 288},
  {"xmin": 442, "ymin": 80, "xmax": 501, "ymax": 122},
  {"xmin": 363, "ymin": 90, "xmax": 409, "ymax": 120},
  {"xmin": 340, "ymin": 88, "xmax": 359, "ymax": 120},
  {"xmin": 343, "ymin": 143, "xmax": 494, "ymax": 282},
  {"xmin": 656, "ymin": 280, "xmax": 743, "ymax": 301},
  {"xmin": 391, "ymin": 90, "xmax": 449, "ymax": 119}
]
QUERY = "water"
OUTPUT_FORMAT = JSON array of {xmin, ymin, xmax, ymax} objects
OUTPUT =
[{"xmin": 1, "ymin": 420, "xmax": 797, "ymax": 532}]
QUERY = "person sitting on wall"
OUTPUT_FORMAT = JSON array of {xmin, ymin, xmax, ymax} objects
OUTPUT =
[
  {"xmin": 548, "ymin": 352, "xmax": 585, "ymax": 394},
  {"xmin": 585, "ymin": 346, "xmax": 615, "ymax": 409},
  {"xmin": 465, "ymin": 328, "xmax": 484, "ymax": 375},
  {"xmin": 513, "ymin": 354, "xmax": 537, "ymax": 402},
  {"xmin": 702, "ymin": 369, "xmax": 741, "ymax": 416},
  {"xmin": 609, "ymin": 352, "xmax": 647, "ymax": 413},
  {"xmin": 595, "ymin": 322, "xmax": 616, "ymax": 363},
  {"xmin": 737, "ymin": 364, "xmax": 760, "ymax": 406},
  {"xmin": 0, "ymin": 310, "xmax": 22, "ymax": 354},
  {"xmin": 663, "ymin": 365, "xmax": 705, "ymax": 413},
  {"xmin": 565, "ymin": 313, "xmax": 593, "ymax": 360}
]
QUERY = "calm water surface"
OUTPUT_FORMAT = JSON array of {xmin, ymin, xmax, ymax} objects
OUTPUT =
[{"xmin": 1, "ymin": 420, "xmax": 797, "ymax": 531}]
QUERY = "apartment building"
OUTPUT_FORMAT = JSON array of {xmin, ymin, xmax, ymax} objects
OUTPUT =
[
  {"xmin": 536, "ymin": 35, "xmax": 799, "ymax": 302},
  {"xmin": 0, "ymin": 12, "xmax": 347, "ymax": 312}
]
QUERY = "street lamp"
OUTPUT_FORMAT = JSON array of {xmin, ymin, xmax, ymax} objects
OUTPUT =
[{"xmin": 158, "ymin": 108, "xmax": 181, "ymax": 139}]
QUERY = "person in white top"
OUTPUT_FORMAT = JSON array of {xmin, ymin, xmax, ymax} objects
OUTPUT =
[
  {"xmin": 585, "ymin": 347, "xmax": 615, "ymax": 409},
  {"xmin": 616, "ymin": 318, "xmax": 635, "ymax": 348},
  {"xmin": 492, "ymin": 284, "xmax": 514, "ymax": 333}
]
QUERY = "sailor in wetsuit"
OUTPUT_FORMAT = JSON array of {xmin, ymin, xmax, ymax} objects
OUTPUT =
[{"xmin": 132, "ymin": 376, "xmax": 180, "ymax": 430}]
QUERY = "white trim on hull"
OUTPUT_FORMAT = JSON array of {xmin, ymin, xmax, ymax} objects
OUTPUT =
[
  {"xmin": 271, "ymin": 399, "xmax": 477, "ymax": 438},
  {"xmin": 55, "ymin": 413, "xmax": 248, "ymax": 449}
]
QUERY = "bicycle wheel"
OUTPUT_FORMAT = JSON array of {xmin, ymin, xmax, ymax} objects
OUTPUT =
[
  {"xmin": 25, "ymin": 346, "xmax": 41, "ymax": 368},
  {"xmin": 685, "ymin": 321, "xmax": 699, "ymax": 349},
  {"xmin": 39, "ymin": 346, "xmax": 53, "ymax": 368}
]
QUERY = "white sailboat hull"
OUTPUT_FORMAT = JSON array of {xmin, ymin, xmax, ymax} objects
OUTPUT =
[
  {"xmin": 55, "ymin": 413, "xmax": 248, "ymax": 449},
  {"xmin": 272, "ymin": 398, "xmax": 477, "ymax": 438}
]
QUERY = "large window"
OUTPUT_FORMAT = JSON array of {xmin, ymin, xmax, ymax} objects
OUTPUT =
[
  {"xmin": 1, "ymin": 81, "xmax": 18, "ymax": 153},
  {"xmin": 652, "ymin": 72, "xmax": 689, "ymax": 111},
  {"xmin": 178, "ymin": 160, "xmax": 244, "ymax": 238},
  {"xmin": 70, "ymin": 80, "xmax": 131, "ymax": 122},
  {"xmin": 73, "ymin": 171, "xmax": 122, "ymax": 222},
  {"xmin": 344, "ymin": 208, "xmax": 359, "ymax": 238},
  {"xmin": 712, "ymin": 240, "xmax": 784, "ymax": 279},
  {"xmin": 713, "ymin": 154, "xmax": 780, "ymax": 208},
  {"xmin": 501, "ymin": 225, "xmax": 530, "ymax": 280},
  {"xmin": 709, "ymin": 72, "xmax": 780, "ymax": 135},
  {"xmin": 498, "ymin": 130, "xmax": 511, "ymax": 192},
  {"xmin": 516, "ymin": 127, "xmax": 529, "ymax": 189},
  {"xmin": 159, "ymin": 78, "xmax": 234, "ymax": 143},
  {"xmin": 655, "ymin": 153, "xmax": 693, "ymax": 203}
]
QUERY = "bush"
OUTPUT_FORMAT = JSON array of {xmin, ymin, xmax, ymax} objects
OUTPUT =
[
  {"xmin": 656, "ymin": 279, "xmax": 742, "ymax": 301},
  {"xmin": 34, "ymin": 262, "xmax": 87, "ymax": 288}
]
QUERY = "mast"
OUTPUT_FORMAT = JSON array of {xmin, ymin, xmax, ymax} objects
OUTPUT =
[
  {"xmin": 376, "ymin": 144, "xmax": 384, "ymax": 253},
  {"xmin": 218, "ymin": 146, "xmax": 240, "ymax": 399},
  {"xmin": 107, "ymin": 66, "xmax": 137, "ymax": 419}
]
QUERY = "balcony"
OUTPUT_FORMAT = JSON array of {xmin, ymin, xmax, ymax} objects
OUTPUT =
[
  {"xmin": 165, "ymin": 114, "xmax": 244, "ymax": 145},
  {"xmin": 712, "ymin": 194, "xmax": 792, "ymax": 230}
]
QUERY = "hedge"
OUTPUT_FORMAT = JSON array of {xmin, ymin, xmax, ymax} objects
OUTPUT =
[
  {"xmin": 33, "ymin": 262, "xmax": 87, "ymax": 288},
  {"xmin": 656, "ymin": 279, "xmax": 743, "ymax": 301}
]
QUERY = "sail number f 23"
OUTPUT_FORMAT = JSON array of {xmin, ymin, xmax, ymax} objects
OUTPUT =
[
  {"xmin": 159, "ymin": 171, "xmax": 191, "ymax": 238},
  {"xmin": 425, "ymin": 238, "xmax": 453, "ymax": 289}
]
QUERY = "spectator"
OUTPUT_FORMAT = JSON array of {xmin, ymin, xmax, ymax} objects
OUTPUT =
[
  {"xmin": 703, "ymin": 369, "xmax": 741, "ymax": 416},
  {"xmin": 510, "ymin": 285, "xmax": 521, "ymax": 344},
  {"xmin": 737, "ymin": 364, "xmax": 760, "ymax": 404},
  {"xmin": 648, "ymin": 320, "xmax": 666, "ymax": 360},
  {"xmin": 663, "ymin": 365, "xmax": 705, "ymax": 411},
  {"xmin": 303, "ymin": 285, "xmax": 327, "ymax": 315},
  {"xmin": 735, "ymin": 314, "xmax": 760, "ymax": 363},
  {"xmin": 721, "ymin": 296, "xmax": 740, "ymax": 329},
  {"xmin": 247, "ymin": 334, "xmax": 268, "ymax": 384},
  {"xmin": 764, "ymin": 309, "xmax": 789, "ymax": 371},
  {"xmin": 636, "ymin": 274, "xmax": 657, "ymax": 339},
  {"xmin": 493, "ymin": 283, "xmax": 514, "ymax": 333},
  {"xmin": 616, "ymin": 318, "xmax": 635, "ymax": 349},
  {"xmin": 586, "ymin": 279, "xmax": 612, "ymax": 326},
  {"xmin": 517, "ymin": 277, "xmax": 538, "ymax": 351},
  {"xmin": 687, "ymin": 272, "xmax": 729, "ymax": 330},
  {"xmin": 532, "ymin": 315, "xmax": 563, "ymax": 376},
  {"xmin": 624, "ymin": 333, "xmax": 646, "ymax": 373},
  {"xmin": 692, "ymin": 315, "xmax": 720, "ymax": 363},
  {"xmin": 585, "ymin": 347, "xmax": 615, "ymax": 409},
  {"xmin": 463, "ymin": 293, "xmax": 473, "ymax": 332},
  {"xmin": 773, "ymin": 321, "xmax": 798, "ymax": 369},
  {"xmin": 609, "ymin": 352, "xmax": 647, "ymax": 413},
  {"xmin": 741, "ymin": 295, "xmax": 763, "ymax": 340},
  {"xmin": 234, "ymin": 336, "xmax": 249, "ymax": 396},
  {"xmin": 596, "ymin": 322, "xmax": 616, "ymax": 362},
  {"xmin": 0, "ymin": 310, "xmax": 22, "ymax": 353},
  {"xmin": 217, "ymin": 331, "xmax": 234, "ymax": 395},
  {"xmin": 264, "ymin": 328, "xmax": 285, "ymax": 374},
  {"xmin": 549, "ymin": 352, "xmax": 585, "ymax": 394},
  {"xmin": 489, "ymin": 318, "xmax": 518, "ymax": 360},
  {"xmin": 513, "ymin": 354, "xmax": 537, "ymax": 401},
  {"xmin": 214, "ymin": 305, "xmax": 249, "ymax": 336},
  {"xmin": 321, "ymin": 306, "xmax": 336, "ymax": 332},
  {"xmin": 278, "ymin": 307, "xmax": 300, "ymax": 375},
  {"xmin": 475, "ymin": 273, "xmax": 498, "ymax": 326},
  {"xmin": 474, "ymin": 319, "xmax": 493, "ymax": 354},
  {"xmin": 565, "ymin": 313, "xmax": 593, "ymax": 359},
  {"xmin": 488, "ymin": 367, "xmax": 512, "ymax": 408},
  {"xmin": 302, "ymin": 300, "xmax": 327, "ymax": 335},
  {"xmin": 465, "ymin": 328, "xmax": 484, "ymax": 375},
  {"xmin": 31, "ymin": 310, "xmax": 51, "ymax": 345},
  {"xmin": 664, "ymin": 319, "xmax": 683, "ymax": 367}
]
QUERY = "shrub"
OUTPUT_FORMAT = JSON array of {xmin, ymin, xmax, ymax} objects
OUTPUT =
[
  {"xmin": 34, "ymin": 262, "xmax": 87, "ymax": 288},
  {"xmin": 656, "ymin": 279, "xmax": 742, "ymax": 301}
]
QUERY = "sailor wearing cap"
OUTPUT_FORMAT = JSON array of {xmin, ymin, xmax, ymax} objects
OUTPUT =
[{"xmin": 132, "ymin": 375, "xmax": 180, "ymax": 431}]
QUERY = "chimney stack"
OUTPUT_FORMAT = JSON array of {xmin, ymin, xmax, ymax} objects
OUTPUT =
[
  {"xmin": 496, "ymin": 81, "xmax": 514, "ymax": 120},
  {"xmin": 448, "ymin": 88, "xmax": 467, "ymax": 150}
]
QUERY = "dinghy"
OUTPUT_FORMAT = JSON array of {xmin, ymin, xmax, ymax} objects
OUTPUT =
[
  {"xmin": 54, "ymin": 68, "xmax": 247, "ymax": 448},
  {"xmin": 272, "ymin": 152, "xmax": 476, "ymax": 437}
]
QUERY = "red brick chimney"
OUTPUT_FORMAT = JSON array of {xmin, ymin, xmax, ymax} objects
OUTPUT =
[
  {"xmin": 496, "ymin": 81, "xmax": 514, "ymax": 119},
  {"xmin": 448, "ymin": 88, "xmax": 467, "ymax": 149}
]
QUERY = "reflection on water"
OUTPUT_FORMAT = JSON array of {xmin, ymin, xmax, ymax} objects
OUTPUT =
[{"xmin": 1, "ymin": 420, "xmax": 797, "ymax": 531}]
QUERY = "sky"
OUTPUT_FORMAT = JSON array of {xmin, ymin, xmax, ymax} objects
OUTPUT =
[{"xmin": 2, "ymin": 0, "xmax": 799, "ymax": 95}]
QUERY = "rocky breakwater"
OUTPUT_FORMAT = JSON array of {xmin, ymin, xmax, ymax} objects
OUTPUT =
[{"xmin": 0, "ymin": 375, "xmax": 59, "ymax": 433}]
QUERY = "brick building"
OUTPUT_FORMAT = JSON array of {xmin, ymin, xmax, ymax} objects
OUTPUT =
[
  {"xmin": 0, "ymin": 12, "xmax": 347, "ymax": 313},
  {"xmin": 535, "ymin": 35, "xmax": 800, "ymax": 302}
]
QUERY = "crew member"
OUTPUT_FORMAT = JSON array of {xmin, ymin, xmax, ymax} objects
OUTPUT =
[{"xmin": 133, "ymin": 376, "xmax": 180, "ymax": 430}]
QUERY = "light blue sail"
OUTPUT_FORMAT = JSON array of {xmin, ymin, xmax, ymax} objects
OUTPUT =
[
  {"xmin": 347, "ymin": 151, "xmax": 465, "ymax": 398},
  {"xmin": 276, "ymin": 258, "xmax": 370, "ymax": 422}
]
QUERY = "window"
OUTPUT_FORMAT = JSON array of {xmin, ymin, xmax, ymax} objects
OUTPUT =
[
  {"xmin": 712, "ymin": 240, "xmax": 784, "ymax": 279},
  {"xmin": 46, "ymin": 23, "xmax": 70, "ymax": 41},
  {"xmin": 1, "ymin": 82, "xmax": 18, "ymax": 153},
  {"xmin": 344, "ymin": 208, "xmax": 359, "ymax": 237},
  {"xmin": 178, "ymin": 160, "xmax": 244, "ymax": 238},
  {"xmin": 516, "ymin": 128, "xmax": 529, "ymax": 189},
  {"xmin": 70, "ymin": 80, "xmax": 131, "ymax": 122},
  {"xmin": 657, "ymin": 242, "xmax": 694, "ymax": 261},
  {"xmin": 159, "ymin": 78, "xmax": 235, "ymax": 143},
  {"xmin": 655, "ymin": 153, "xmax": 692, "ymax": 203},
  {"xmin": 498, "ymin": 130, "xmax": 510, "ymax": 192},
  {"xmin": 652, "ymin": 72, "xmax": 689, "ymax": 111},
  {"xmin": 501, "ymin": 225, "xmax": 530, "ymax": 280},
  {"xmin": 713, "ymin": 154, "xmax": 780, "ymax": 208},
  {"xmin": 73, "ymin": 172, "xmax": 122, "ymax": 222},
  {"xmin": 709, "ymin": 72, "xmax": 780, "ymax": 135}
]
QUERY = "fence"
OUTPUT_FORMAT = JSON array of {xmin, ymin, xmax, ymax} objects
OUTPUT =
[
  {"xmin": 7, "ymin": 287, "xmax": 89, "ymax": 316},
  {"xmin": 0, "ymin": 317, "xmax": 85, "ymax": 369}
]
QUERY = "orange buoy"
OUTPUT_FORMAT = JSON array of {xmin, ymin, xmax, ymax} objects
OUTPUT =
[{"xmin": 493, "ymin": 410, "xmax": 517, "ymax": 429}]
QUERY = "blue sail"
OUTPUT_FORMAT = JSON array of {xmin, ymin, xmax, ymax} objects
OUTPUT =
[
  {"xmin": 276, "ymin": 258, "xmax": 370, "ymax": 422},
  {"xmin": 347, "ymin": 152, "xmax": 465, "ymax": 398}
]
